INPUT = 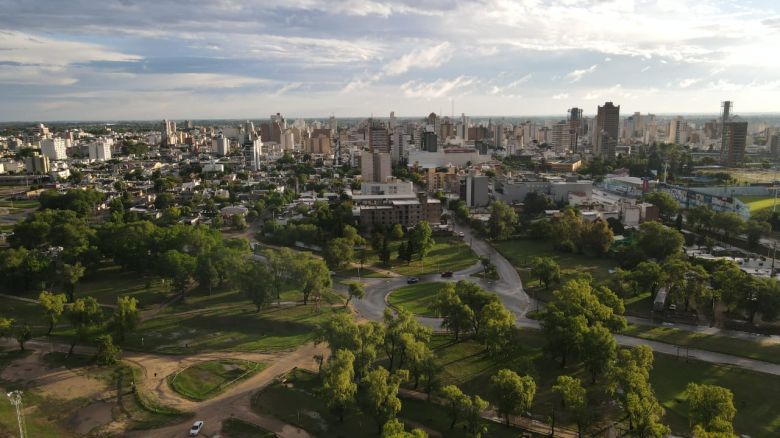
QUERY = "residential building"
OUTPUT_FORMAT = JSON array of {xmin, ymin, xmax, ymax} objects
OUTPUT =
[
  {"xmin": 368, "ymin": 124, "xmax": 390, "ymax": 153},
  {"xmin": 460, "ymin": 173, "xmax": 490, "ymax": 208},
  {"xmin": 422, "ymin": 131, "xmax": 438, "ymax": 152},
  {"xmin": 89, "ymin": 140, "xmax": 112, "ymax": 161},
  {"xmin": 24, "ymin": 154, "xmax": 50, "ymax": 174},
  {"xmin": 40, "ymin": 138, "xmax": 67, "ymax": 160},
  {"xmin": 593, "ymin": 102, "xmax": 620, "ymax": 160},
  {"xmin": 495, "ymin": 176, "xmax": 593, "ymax": 203},
  {"xmin": 361, "ymin": 151, "xmax": 392, "ymax": 183},
  {"xmin": 667, "ymin": 116, "xmax": 687, "ymax": 145},
  {"xmin": 213, "ymin": 136, "xmax": 230, "ymax": 156},
  {"xmin": 720, "ymin": 118, "xmax": 748, "ymax": 165},
  {"xmin": 305, "ymin": 134, "xmax": 332, "ymax": 154},
  {"xmin": 355, "ymin": 193, "xmax": 441, "ymax": 229}
]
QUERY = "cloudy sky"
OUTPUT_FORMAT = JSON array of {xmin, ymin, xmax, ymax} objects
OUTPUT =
[{"xmin": 1, "ymin": 0, "xmax": 779, "ymax": 121}]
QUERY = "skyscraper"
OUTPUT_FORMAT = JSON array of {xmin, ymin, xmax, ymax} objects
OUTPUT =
[
  {"xmin": 667, "ymin": 116, "xmax": 687, "ymax": 145},
  {"xmin": 162, "ymin": 119, "xmax": 177, "ymax": 146},
  {"xmin": 368, "ymin": 121, "xmax": 390, "ymax": 153},
  {"xmin": 40, "ymin": 138, "xmax": 67, "ymax": 160},
  {"xmin": 720, "ymin": 118, "xmax": 747, "ymax": 166},
  {"xmin": 593, "ymin": 102, "xmax": 620, "ymax": 160}
]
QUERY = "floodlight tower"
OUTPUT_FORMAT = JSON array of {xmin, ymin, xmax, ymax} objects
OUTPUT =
[{"xmin": 7, "ymin": 390, "xmax": 27, "ymax": 438}]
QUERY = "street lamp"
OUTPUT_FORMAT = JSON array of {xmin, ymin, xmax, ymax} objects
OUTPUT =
[{"xmin": 6, "ymin": 390, "xmax": 27, "ymax": 438}]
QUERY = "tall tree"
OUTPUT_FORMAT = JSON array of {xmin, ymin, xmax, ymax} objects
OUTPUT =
[
  {"xmin": 552, "ymin": 375, "xmax": 588, "ymax": 437},
  {"xmin": 581, "ymin": 219, "xmax": 614, "ymax": 256},
  {"xmin": 381, "ymin": 419, "xmax": 427, "ymax": 438},
  {"xmin": 490, "ymin": 369, "xmax": 536, "ymax": 426},
  {"xmin": 635, "ymin": 221, "xmax": 684, "ymax": 261},
  {"xmin": 324, "ymin": 237, "xmax": 355, "ymax": 270},
  {"xmin": 643, "ymin": 192, "xmax": 679, "ymax": 219},
  {"xmin": 95, "ymin": 334, "xmax": 121, "ymax": 365},
  {"xmin": 432, "ymin": 284, "xmax": 473, "ymax": 340},
  {"xmin": 61, "ymin": 262, "xmax": 85, "ymax": 302},
  {"xmin": 383, "ymin": 308, "xmax": 431, "ymax": 372},
  {"xmin": 608, "ymin": 346, "xmax": 669, "ymax": 437},
  {"xmin": 581, "ymin": 323, "xmax": 616, "ymax": 384},
  {"xmin": 346, "ymin": 281, "xmax": 366, "ymax": 307},
  {"xmin": 488, "ymin": 201, "xmax": 518, "ymax": 240},
  {"xmin": 67, "ymin": 296, "xmax": 104, "ymax": 355},
  {"xmin": 531, "ymin": 257, "xmax": 561, "ymax": 290},
  {"xmin": 110, "ymin": 296, "xmax": 140, "ymax": 343},
  {"xmin": 712, "ymin": 211, "xmax": 744, "ymax": 243},
  {"xmin": 685, "ymin": 205, "xmax": 714, "ymax": 234},
  {"xmin": 685, "ymin": 383, "xmax": 736, "ymax": 436},
  {"xmin": 408, "ymin": 221, "xmax": 435, "ymax": 261},
  {"xmin": 440, "ymin": 385, "xmax": 472, "ymax": 430},
  {"xmin": 744, "ymin": 220, "xmax": 770, "ymax": 251},
  {"xmin": 239, "ymin": 262, "xmax": 274, "ymax": 311},
  {"xmin": 39, "ymin": 291, "xmax": 67, "ymax": 335},
  {"xmin": 321, "ymin": 349, "xmax": 357, "ymax": 423},
  {"xmin": 359, "ymin": 367, "xmax": 409, "ymax": 433},
  {"xmin": 15, "ymin": 324, "xmax": 31, "ymax": 351}
]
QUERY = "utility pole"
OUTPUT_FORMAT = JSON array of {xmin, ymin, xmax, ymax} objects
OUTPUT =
[{"xmin": 7, "ymin": 390, "xmax": 27, "ymax": 438}]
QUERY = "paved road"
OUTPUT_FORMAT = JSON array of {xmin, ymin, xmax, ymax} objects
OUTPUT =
[{"xmin": 346, "ymin": 225, "xmax": 780, "ymax": 376}]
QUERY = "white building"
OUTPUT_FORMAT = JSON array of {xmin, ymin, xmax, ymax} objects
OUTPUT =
[
  {"xmin": 40, "ymin": 138, "xmax": 67, "ymax": 161},
  {"xmin": 89, "ymin": 140, "xmax": 112, "ymax": 161},
  {"xmin": 213, "ymin": 137, "xmax": 230, "ymax": 156}
]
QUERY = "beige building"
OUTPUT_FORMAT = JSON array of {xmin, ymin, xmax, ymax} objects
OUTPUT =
[{"xmin": 305, "ymin": 134, "xmax": 332, "ymax": 154}]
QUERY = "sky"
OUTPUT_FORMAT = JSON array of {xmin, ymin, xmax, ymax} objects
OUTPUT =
[{"xmin": 1, "ymin": 0, "xmax": 780, "ymax": 121}]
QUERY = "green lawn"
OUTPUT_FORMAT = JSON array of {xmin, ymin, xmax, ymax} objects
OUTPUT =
[
  {"xmin": 736, "ymin": 195, "xmax": 777, "ymax": 213},
  {"xmin": 430, "ymin": 329, "xmax": 780, "ymax": 437},
  {"xmin": 624, "ymin": 324, "xmax": 780, "ymax": 364},
  {"xmin": 0, "ymin": 296, "xmax": 48, "ymax": 334},
  {"xmin": 387, "ymin": 237, "xmax": 479, "ymax": 277},
  {"xmin": 336, "ymin": 266, "xmax": 394, "ymax": 278},
  {"xmin": 126, "ymin": 299, "xmax": 346, "ymax": 354},
  {"xmin": 624, "ymin": 291, "xmax": 653, "ymax": 318},
  {"xmin": 221, "ymin": 418, "xmax": 276, "ymax": 437},
  {"xmin": 0, "ymin": 198, "xmax": 40, "ymax": 209},
  {"xmin": 252, "ymin": 368, "xmax": 529, "ymax": 438},
  {"xmin": 387, "ymin": 282, "xmax": 447, "ymax": 316},
  {"xmin": 70, "ymin": 264, "xmax": 172, "ymax": 308},
  {"xmin": 169, "ymin": 359, "xmax": 265, "ymax": 401}
]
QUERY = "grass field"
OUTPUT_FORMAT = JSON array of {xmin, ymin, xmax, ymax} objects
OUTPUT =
[
  {"xmin": 624, "ymin": 324, "xmax": 780, "ymax": 364},
  {"xmin": 388, "ymin": 237, "xmax": 479, "ymax": 277},
  {"xmin": 387, "ymin": 282, "xmax": 447, "ymax": 316},
  {"xmin": 126, "ymin": 299, "xmax": 346, "ymax": 354},
  {"xmin": 493, "ymin": 239, "xmax": 615, "ymax": 300},
  {"xmin": 169, "ymin": 359, "xmax": 265, "ymax": 401},
  {"xmin": 429, "ymin": 329, "xmax": 780, "ymax": 437},
  {"xmin": 699, "ymin": 168, "xmax": 779, "ymax": 185},
  {"xmin": 252, "ymin": 368, "xmax": 528, "ymax": 438},
  {"xmin": 221, "ymin": 418, "xmax": 276, "ymax": 437},
  {"xmin": 737, "ymin": 195, "xmax": 777, "ymax": 213}
]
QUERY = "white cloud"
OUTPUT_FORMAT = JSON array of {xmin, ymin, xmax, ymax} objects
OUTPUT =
[
  {"xmin": 679, "ymin": 78, "xmax": 701, "ymax": 88},
  {"xmin": 400, "ymin": 76, "xmax": 475, "ymax": 99},
  {"xmin": 0, "ymin": 30, "xmax": 140, "ymax": 67},
  {"xmin": 384, "ymin": 42, "xmax": 452, "ymax": 76},
  {"xmin": 552, "ymin": 93, "xmax": 569, "ymax": 100},
  {"xmin": 566, "ymin": 64, "xmax": 598, "ymax": 83}
]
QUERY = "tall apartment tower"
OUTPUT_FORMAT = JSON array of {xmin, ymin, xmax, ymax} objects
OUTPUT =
[
  {"xmin": 40, "ymin": 138, "xmax": 67, "ymax": 160},
  {"xmin": 162, "ymin": 119, "xmax": 177, "ymax": 146},
  {"xmin": 667, "ymin": 116, "xmax": 687, "ymax": 145},
  {"xmin": 368, "ymin": 121, "xmax": 390, "ymax": 154},
  {"xmin": 360, "ymin": 151, "xmax": 391, "ymax": 183},
  {"xmin": 593, "ymin": 102, "xmax": 620, "ymax": 160},
  {"xmin": 720, "ymin": 119, "xmax": 748, "ymax": 166}
]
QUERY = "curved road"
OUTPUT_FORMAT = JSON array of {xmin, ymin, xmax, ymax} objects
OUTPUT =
[{"xmin": 346, "ymin": 224, "xmax": 780, "ymax": 377}]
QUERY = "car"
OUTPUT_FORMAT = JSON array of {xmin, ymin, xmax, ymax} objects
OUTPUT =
[
  {"xmin": 441, "ymin": 271, "xmax": 453, "ymax": 278},
  {"xmin": 407, "ymin": 277, "xmax": 419, "ymax": 284},
  {"xmin": 458, "ymin": 231, "xmax": 465, "ymax": 238},
  {"xmin": 189, "ymin": 421, "xmax": 204, "ymax": 436}
]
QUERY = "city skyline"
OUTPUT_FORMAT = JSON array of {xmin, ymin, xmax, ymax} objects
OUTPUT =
[{"xmin": 1, "ymin": 0, "xmax": 780, "ymax": 121}]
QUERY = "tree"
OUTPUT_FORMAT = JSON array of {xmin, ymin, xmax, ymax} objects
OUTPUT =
[
  {"xmin": 296, "ymin": 256, "xmax": 332, "ymax": 306},
  {"xmin": 196, "ymin": 256, "xmax": 220, "ymax": 295},
  {"xmin": 463, "ymin": 395, "xmax": 489, "ymax": 437},
  {"xmin": 478, "ymin": 301, "xmax": 515, "ymax": 356},
  {"xmin": 686, "ymin": 205, "xmax": 714, "ymax": 234},
  {"xmin": 15, "ymin": 324, "xmax": 32, "ymax": 351},
  {"xmin": 158, "ymin": 250, "xmax": 196, "ymax": 294},
  {"xmin": 95, "ymin": 334, "xmax": 121, "ymax": 365},
  {"xmin": 39, "ymin": 291, "xmax": 67, "ymax": 335},
  {"xmin": 712, "ymin": 211, "xmax": 744, "ymax": 243},
  {"xmin": 581, "ymin": 219, "xmax": 614, "ymax": 256},
  {"xmin": 432, "ymin": 284, "xmax": 473, "ymax": 340},
  {"xmin": 110, "ymin": 296, "xmax": 140, "ymax": 343},
  {"xmin": 62, "ymin": 262, "xmax": 85, "ymax": 302},
  {"xmin": 531, "ymin": 257, "xmax": 561, "ymax": 290},
  {"xmin": 635, "ymin": 221, "xmax": 684, "ymax": 260},
  {"xmin": 67, "ymin": 296, "xmax": 104, "ymax": 355},
  {"xmin": 581, "ymin": 323, "xmax": 616, "ymax": 383},
  {"xmin": 490, "ymin": 369, "xmax": 536, "ymax": 426},
  {"xmin": 346, "ymin": 281, "xmax": 365, "ymax": 307},
  {"xmin": 360, "ymin": 367, "xmax": 409, "ymax": 433},
  {"xmin": 391, "ymin": 224, "xmax": 405, "ymax": 240},
  {"xmin": 630, "ymin": 261, "xmax": 666, "ymax": 296},
  {"xmin": 239, "ymin": 262, "xmax": 274, "ymax": 312},
  {"xmin": 383, "ymin": 308, "xmax": 431, "ymax": 372},
  {"xmin": 488, "ymin": 201, "xmax": 518, "ymax": 240},
  {"xmin": 744, "ymin": 220, "xmax": 770, "ymax": 251},
  {"xmin": 552, "ymin": 375, "xmax": 588, "ymax": 437},
  {"xmin": 0, "ymin": 317, "xmax": 13, "ymax": 339},
  {"xmin": 408, "ymin": 221, "xmax": 434, "ymax": 261},
  {"xmin": 440, "ymin": 384, "xmax": 472, "ymax": 429},
  {"xmin": 644, "ymin": 192, "xmax": 679, "ymax": 219},
  {"xmin": 381, "ymin": 419, "xmax": 427, "ymax": 438},
  {"xmin": 230, "ymin": 214, "xmax": 248, "ymax": 231},
  {"xmin": 608, "ymin": 346, "xmax": 669, "ymax": 437},
  {"xmin": 324, "ymin": 237, "xmax": 354, "ymax": 270},
  {"xmin": 685, "ymin": 383, "xmax": 736, "ymax": 435},
  {"xmin": 321, "ymin": 349, "xmax": 357, "ymax": 423}
]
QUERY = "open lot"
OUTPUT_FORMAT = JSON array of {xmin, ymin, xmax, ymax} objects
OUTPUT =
[
  {"xmin": 169, "ymin": 359, "xmax": 266, "ymax": 401},
  {"xmin": 737, "ymin": 195, "xmax": 776, "ymax": 213},
  {"xmin": 387, "ymin": 282, "xmax": 446, "ymax": 316}
]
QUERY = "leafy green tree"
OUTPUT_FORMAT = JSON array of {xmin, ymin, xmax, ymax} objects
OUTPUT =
[
  {"xmin": 608, "ymin": 346, "xmax": 669, "ymax": 437},
  {"xmin": 581, "ymin": 218, "xmax": 614, "ymax": 256},
  {"xmin": 744, "ymin": 220, "xmax": 770, "ymax": 251},
  {"xmin": 231, "ymin": 214, "xmax": 248, "ymax": 231},
  {"xmin": 318, "ymin": 313, "xmax": 383, "ymax": 380},
  {"xmin": 15, "ymin": 324, "xmax": 32, "ymax": 351},
  {"xmin": 39, "ymin": 291, "xmax": 67, "ymax": 335},
  {"xmin": 324, "ymin": 237, "xmax": 355, "ymax": 270},
  {"xmin": 454, "ymin": 280, "xmax": 498, "ymax": 336},
  {"xmin": 686, "ymin": 205, "xmax": 714, "ymax": 233},
  {"xmin": 110, "ymin": 296, "xmax": 140, "ymax": 343},
  {"xmin": 346, "ymin": 281, "xmax": 365, "ymax": 307},
  {"xmin": 383, "ymin": 308, "xmax": 431, "ymax": 372},
  {"xmin": 644, "ymin": 192, "xmax": 679, "ymax": 219},
  {"xmin": 685, "ymin": 383, "xmax": 736, "ymax": 436},
  {"xmin": 630, "ymin": 261, "xmax": 666, "ymax": 296},
  {"xmin": 0, "ymin": 317, "xmax": 13, "ymax": 339},
  {"xmin": 440, "ymin": 384, "xmax": 471, "ymax": 429},
  {"xmin": 391, "ymin": 224, "xmax": 405, "ymax": 240},
  {"xmin": 490, "ymin": 369, "xmax": 536, "ymax": 426},
  {"xmin": 158, "ymin": 250, "xmax": 196, "ymax": 293},
  {"xmin": 67, "ymin": 296, "xmax": 104, "ymax": 355},
  {"xmin": 408, "ymin": 221, "xmax": 435, "ymax": 261},
  {"xmin": 321, "ymin": 349, "xmax": 357, "ymax": 423},
  {"xmin": 581, "ymin": 323, "xmax": 616, "ymax": 383},
  {"xmin": 359, "ymin": 367, "xmax": 409, "ymax": 433},
  {"xmin": 432, "ymin": 284, "xmax": 473, "ymax": 340},
  {"xmin": 635, "ymin": 221, "xmax": 684, "ymax": 260},
  {"xmin": 62, "ymin": 262, "xmax": 85, "ymax": 302},
  {"xmin": 712, "ymin": 211, "xmax": 744, "ymax": 243},
  {"xmin": 531, "ymin": 257, "xmax": 561, "ymax": 290},
  {"xmin": 381, "ymin": 419, "xmax": 427, "ymax": 438},
  {"xmin": 464, "ymin": 395, "xmax": 489, "ymax": 437},
  {"xmin": 488, "ymin": 201, "xmax": 518, "ymax": 240},
  {"xmin": 295, "ymin": 256, "xmax": 332, "ymax": 306},
  {"xmin": 239, "ymin": 262, "xmax": 274, "ymax": 311},
  {"xmin": 95, "ymin": 334, "xmax": 121, "ymax": 365},
  {"xmin": 479, "ymin": 301, "xmax": 515, "ymax": 356},
  {"xmin": 552, "ymin": 375, "xmax": 588, "ymax": 437}
]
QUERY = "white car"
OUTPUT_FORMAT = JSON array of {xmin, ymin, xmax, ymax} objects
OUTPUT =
[{"xmin": 189, "ymin": 420, "xmax": 204, "ymax": 436}]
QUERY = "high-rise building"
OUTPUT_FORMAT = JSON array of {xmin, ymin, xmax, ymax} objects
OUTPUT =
[
  {"xmin": 460, "ymin": 172, "xmax": 489, "ymax": 208},
  {"xmin": 244, "ymin": 139, "xmax": 263, "ymax": 170},
  {"xmin": 329, "ymin": 115, "xmax": 337, "ymax": 133},
  {"xmin": 720, "ymin": 118, "xmax": 748, "ymax": 165},
  {"xmin": 593, "ymin": 102, "xmax": 620, "ymax": 160},
  {"xmin": 162, "ymin": 119, "xmax": 177, "ymax": 146},
  {"xmin": 368, "ymin": 123, "xmax": 390, "ymax": 153},
  {"xmin": 667, "ymin": 116, "xmax": 687, "ymax": 145},
  {"xmin": 89, "ymin": 140, "xmax": 112, "ymax": 161},
  {"xmin": 281, "ymin": 129, "xmax": 295, "ymax": 151},
  {"xmin": 422, "ymin": 131, "xmax": 438, "ymax": 152},
  {"xmin": 551, "ymin": 120, "xmax": 570, "ymax": 154},
  {"xmin": 389, "ymin": 111, "xmax": 396, "ymax": 130},
  {"xmin": 305, "ymin": 134, "xmax": 332, "ymax": 154},
  {"xmin": 770, "ymin": 134, "xmax": 780, "ymax": 157},
  {"xmin": 25, "ymin": 153, "xmax": 50, "ymax": 174},
  {"xmin": 213, "ymin": 136, "xmax": 230, "ymax": 156},
  {"xmin": 361, "ymin": 152, "xmax": 391, "ymax": 183},
  {"xmin": 40, "ymin": 138, "xmax": 67, "ymax": 160}
]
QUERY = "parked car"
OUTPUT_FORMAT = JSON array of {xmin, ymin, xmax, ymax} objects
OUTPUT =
[
  {"xmin": 407, "ymin": 277, "xmax": 419, "ymax": 284},
  {"xmin": 458, "ymin": 231, "xmax": 465, "ymax": 238},
  {"xmin": 189, "ymin": 421, "xmax": 204, "ymax": 436},
  {"xmin": 441, "ymin": 271, "xmax": 453, "ymax": 278}
]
